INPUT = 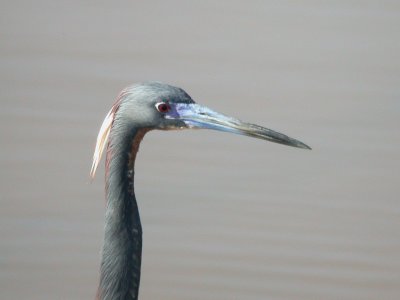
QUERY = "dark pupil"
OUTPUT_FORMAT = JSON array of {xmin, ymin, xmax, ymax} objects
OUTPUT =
[{"xmin": 159, "ymin": 103, "xmax": 169, "ymax": 112}]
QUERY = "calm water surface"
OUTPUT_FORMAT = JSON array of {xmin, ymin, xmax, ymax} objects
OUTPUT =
[{"xmin": 1, "ymin": 1, "xmax": 399, "ymax": 299}]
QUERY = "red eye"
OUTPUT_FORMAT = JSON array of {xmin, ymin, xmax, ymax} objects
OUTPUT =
[{"xmin": 156, "ymin": 102, "xmax": 171, "ymax": 113}]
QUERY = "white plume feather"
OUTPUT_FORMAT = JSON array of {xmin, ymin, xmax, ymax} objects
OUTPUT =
[{"xmin": 90, "ymin": 108, "xmax": 115, "ymax": 179}]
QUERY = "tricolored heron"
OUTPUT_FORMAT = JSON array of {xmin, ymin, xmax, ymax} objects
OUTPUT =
[{"xmin": 90, "ymin": 82, "xmax": 310, "ymax": 300}]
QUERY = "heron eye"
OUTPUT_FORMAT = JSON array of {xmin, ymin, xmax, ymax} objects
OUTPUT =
[{"xmin": 155, "ymin": 102, "xmax": 171, "ymax": 113}]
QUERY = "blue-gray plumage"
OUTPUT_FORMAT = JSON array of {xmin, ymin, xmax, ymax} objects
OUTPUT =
[{"xmin": 91, "ymin": 82, "xmax": 310, "ymax": 300}]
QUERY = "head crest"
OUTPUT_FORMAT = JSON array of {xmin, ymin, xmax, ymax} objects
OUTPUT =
[
  {"xmin": 90, "ymin": 107, "xmax": 115, "ymax": 179},
  {"xmin": 90, "ymin": 88, "xmax": 133, "ymax": 179}
]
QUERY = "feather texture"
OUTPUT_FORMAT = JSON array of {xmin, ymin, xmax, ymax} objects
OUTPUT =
[{"xmin": 90, "ymin": 107, "xmax": 115, "ymax": 179}]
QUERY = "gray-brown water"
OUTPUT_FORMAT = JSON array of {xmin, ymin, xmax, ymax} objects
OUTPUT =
[{"xmin": 1, "ymin": 1, "xmax": 399, "ymax": 299}]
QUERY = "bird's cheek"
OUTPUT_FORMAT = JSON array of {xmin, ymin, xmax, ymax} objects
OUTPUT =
[{"xmin": 159, "ymin": 119, "xmax": 187, "ymax": 130}]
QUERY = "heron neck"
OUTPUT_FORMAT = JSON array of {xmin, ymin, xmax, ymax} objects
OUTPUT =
[{"xmin": 98, "ymin": 127, "xmax": 148, "ymax": 300}]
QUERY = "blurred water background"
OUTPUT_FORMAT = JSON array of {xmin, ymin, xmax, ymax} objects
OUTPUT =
[{"xmin": 1, "ymin": 1, "xmax": 399, "ymax": 299}]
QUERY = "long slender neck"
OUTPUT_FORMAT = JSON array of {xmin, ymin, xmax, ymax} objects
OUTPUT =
[{"xmin": 97, "ymin": 126, "xmax": 148, "ymax": 300}]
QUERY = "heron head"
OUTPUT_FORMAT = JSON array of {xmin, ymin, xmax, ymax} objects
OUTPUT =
[
  {"xmin": 114, "ymin": 82, "xmax": 194, "ymax": 130},
  {"xmin": 91, "ymin": 82, "xmax": 310, "ymax": 178}
]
